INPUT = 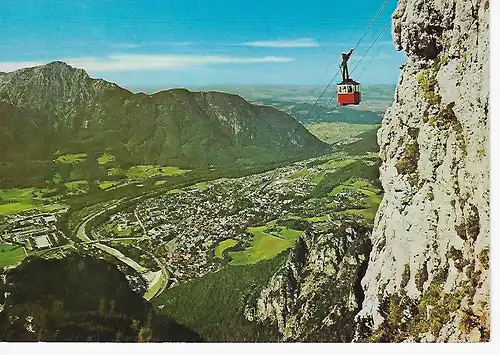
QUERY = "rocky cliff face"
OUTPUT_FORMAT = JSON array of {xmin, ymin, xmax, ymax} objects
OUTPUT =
[
  {"xmin": 355, "ymin": 0, "xmax": 489, "ymax": 342},
  {"xmin": 244, "ymin": 216, "xmax": 372, "ymax": 342},
  {"xmin": 244, "ymin": 0, "xmax": 489, "ymax": 343}
]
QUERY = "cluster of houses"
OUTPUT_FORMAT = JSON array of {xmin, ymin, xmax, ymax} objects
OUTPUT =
[
  {"xmin": 119, "ymin": 162, "xmax": 317, "ymax": 282},
  {"xmin": 87, "ymin": 155, "xmax": 355, "ymax": 285}
]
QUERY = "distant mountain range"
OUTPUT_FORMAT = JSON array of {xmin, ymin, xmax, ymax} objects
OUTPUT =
[
  {"xmin": 132, "ymin": 84, "xmax": 396, "ymax": 124},
  {"xmin": 0, "ymin": 62, "xmax": 330, "ymax": 170}
]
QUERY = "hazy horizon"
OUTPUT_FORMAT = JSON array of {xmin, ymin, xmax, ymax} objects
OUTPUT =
[{"xmin": 127, "ymin": 83, "xmax": 396, "ymax": 93}]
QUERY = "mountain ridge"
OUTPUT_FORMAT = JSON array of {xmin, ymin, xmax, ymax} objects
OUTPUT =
[{"xmin": 0, "ymin": 61, "xmax": 330, "ymax": 169}]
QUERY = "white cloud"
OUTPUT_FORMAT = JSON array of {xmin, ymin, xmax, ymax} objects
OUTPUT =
[
  {"xmin": 0, "ymin": 61, "xmax": 44, "ymax": 72},
  {"xmin": 0, "ymin": 54, "xmax": 294, "ymax": 73},
  {"xmin": 110, "ymin": 41, "xmax": 198, "ymax": 48},
  {"xmin": 240, "ymin": 38, "xmax": 319, "ymax": 48},
  {"xmin": 110, "ymin": 43, "xmax": 142, "ymax": 49},
  {"xmin": 169, "ymin": 42, "xmax": 198, "ymax": 46},
  {"xmin": 109, "ymin": 39, "xmax": 320, "ymax": 49}
]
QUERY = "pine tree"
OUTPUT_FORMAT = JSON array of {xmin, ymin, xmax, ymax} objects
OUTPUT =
[
  {"xmin": 138, "ymin": 326, "xmax": 152, "ymax": 342},
  {"xmin": 115, "ymin": 330, "xmax": 123, "ymax": 342},
  {"xmin": 98, "ymin": 298, "xmax": 107, "ymax": 316},
  {"xmin": 109, "ymin": 299, "xmax": 116, "ymax": 315},
  {"xmin": 131, "ymin": 319, "xmax": 141, "ymax": 332}
]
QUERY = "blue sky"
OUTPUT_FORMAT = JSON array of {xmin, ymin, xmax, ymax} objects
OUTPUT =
[{"xmin": 0, "ymin": 0, "xmax": 406, "ymax": 87}]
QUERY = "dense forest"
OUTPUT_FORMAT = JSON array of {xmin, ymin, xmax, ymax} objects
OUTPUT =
[{"xmin": 0, "ymin": 254, "xmax": 202, "ymax": 342}]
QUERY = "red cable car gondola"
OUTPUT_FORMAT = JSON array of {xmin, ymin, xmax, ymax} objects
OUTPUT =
[{"xmin": 337, "ymin": 48, "xmax": 361, "ymax": 106}]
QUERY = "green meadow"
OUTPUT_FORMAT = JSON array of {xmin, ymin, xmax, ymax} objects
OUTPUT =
[
  {"xmin": 215, "ymin": 239, "xmax": 238, "ymax": 259},
  {"xmin": 110, "ymin": 238, "xmax": 136, "ymax": 245},
  {"xmin": 196, "ymin": 182, "xmax": 209, "ymax": 191},
  {"xmin": 144, "ymin": 274, "xmax": 166, "ymax": 301},
  {"xmin": 289, "ymin": 168, "xmax": 310, "ymax": 179},
  {"xmin": 0, "ymin": 188, "xmax": 67, "ymax": 216},
  {"xmin": 125, "ymin": 165, "xmax": 188, "ymax": 179},
  {"xmin": 55, "ymin": 153, "xmax": 87, "ymax": 164},
  {"xmin": 166, "ymin": 189, "xmax": 185, "ymax": 195},
  {"xmin": 65, "ymin": 180, "xmax": 89, "ymax": 194},
  {"xmin": 112, "ymin": 225, "xmax": 133, "ymax": 237},
  {"xmin": 329, "ymin": 177, "xmax": 382, "ymax": 222},
  {"xmin": 0, "ymin": 243, "xmax": 26, "ymax": 267},
  {"xmin": 98, "ymin": 180, "xmax": 120, "ymax": 190},
  {"xmin": 107, "ymin": 167, "xmax": 125, "ymax": 177},
  {"xmin": 229, "ymin": 225, "xmax": 302, "ymax": 265},
  {"xmin": 0, "ymin": 203, "xmax": 35, "ymax": 215},
  {"xmin": 97, "ymin": 152, "xmax": 116, "ymax": 165},
  {"xmin": 319, "ymin": 158, "xmax": 356, "ymax": 170}
]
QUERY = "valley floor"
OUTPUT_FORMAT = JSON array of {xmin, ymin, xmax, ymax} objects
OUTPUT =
[{"xmin": 1, "ymin": 128, "xmax": 382, "ymax": 342}]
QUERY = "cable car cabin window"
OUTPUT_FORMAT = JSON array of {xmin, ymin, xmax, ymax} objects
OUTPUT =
[{"xmin": 338, "ymin": 84, "xmax": 360, "ymax": 94}]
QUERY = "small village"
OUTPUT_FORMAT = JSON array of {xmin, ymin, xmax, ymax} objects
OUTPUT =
[{"xmin": 90, "ymin": 158, "xmax": 339, "ymax": 283}]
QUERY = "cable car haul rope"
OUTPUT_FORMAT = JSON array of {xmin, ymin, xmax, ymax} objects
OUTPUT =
[{"xmin": 255, "ymin": 0, "xmax": 394, "ymax": 193}]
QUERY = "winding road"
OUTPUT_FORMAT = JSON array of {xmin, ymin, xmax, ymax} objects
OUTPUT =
[{"xmin": 73, "ymin": 200, "xmax": 169, "ymax": 301}]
